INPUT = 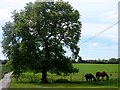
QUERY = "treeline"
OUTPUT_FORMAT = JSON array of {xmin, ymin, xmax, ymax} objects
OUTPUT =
[
  {"xmin": 0, "ymin": 59, "xmax": 8, "ymax": 64},
  {"xmin": 1, "ymin": 57, "xmax": 119, "ymax": 65},
  {"xmin": 71, "ymin": 57, "xmax": 119, "ymax": 64},
  {"xmin": 1, "ymin": 58, "xmax": 119, "ymax": 65}
]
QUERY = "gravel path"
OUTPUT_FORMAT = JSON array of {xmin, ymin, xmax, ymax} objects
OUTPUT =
[{"xmin": 0, "ymin": 72, "xmax": 12, "ymax": 90}]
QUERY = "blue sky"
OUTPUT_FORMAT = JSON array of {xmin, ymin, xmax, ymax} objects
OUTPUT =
[{"xmin": 0, "ymin": 0, "xmax": 119, "ymax": 60}]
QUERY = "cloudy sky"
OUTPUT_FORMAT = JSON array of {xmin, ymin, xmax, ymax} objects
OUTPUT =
[{"xmin": 0, "ymin": 0, "xmax": 119, "ymax": 60}]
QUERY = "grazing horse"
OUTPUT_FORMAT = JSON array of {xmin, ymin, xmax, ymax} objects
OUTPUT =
[
  {"xmin": 96, "ymin": 71, "xmax": 109, "ymax": 81},
  {"xmin": 84, "ymin": 73, "xmax": 96, "ymax": 82}
]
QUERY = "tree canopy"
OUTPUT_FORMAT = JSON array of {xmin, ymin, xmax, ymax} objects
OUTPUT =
[{"xmin": 2, "ymin": 1, "xmax": 82, "ymax": 82}]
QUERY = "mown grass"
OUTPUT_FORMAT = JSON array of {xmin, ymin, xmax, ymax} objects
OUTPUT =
[{"xmin": 9, "ymin": 64, "xmax": 118, "ymax": 88}]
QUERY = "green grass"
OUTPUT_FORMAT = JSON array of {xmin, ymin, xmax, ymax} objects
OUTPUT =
[
  {"xmin": 73, "ymin": 63, "xmax": 118, "ymax": 73},
  {"xmin": 9, "ymin": 64, "xmax": 118, "ymax": 88},
  {"xmin": 10, "ymin": 78, "xmax": 118, "ymax": 88},
  {"xmin": 0, "ymin": 64, "xmax": 10, "ymax": 79},
  {"xmin": 2, "ymin": 64, "xmax": 10, "ymax": 73},
  {"xmin": 72, "ymin": 64, "xmax": 118, "ymax": 81}
]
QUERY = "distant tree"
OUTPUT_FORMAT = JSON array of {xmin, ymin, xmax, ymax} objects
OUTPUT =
[
  {"xmin": 2, "ymin": 1, "xmax": 81, "ymax": 82},
  {"xmin": 117, "ymin": 58, "xmax": 119, "ymax": 64},
  {"xmin": 0, "ymin": 60, "xmax": 2, "ymax": 64},
  {"xmin": 77, "ymin": 56, "xmax": 82, "ymax": 63},
  {"xmin": 93, "ymin": 60, "xmax": 96, "ymax": 63},
  {"xmin": 70, "ymin": 58, "xmax": 76, "ymax": 63},
  {"xmin": 108, "ymin": 58, "xmax": 118, "ymax": 63},
  {"xmin": 2, "ymin": 60, "xmax": 8, "ymax": 64},
  {"xmin": 100, "ymin": 59, "xmax": 107, "ymax": 64}
]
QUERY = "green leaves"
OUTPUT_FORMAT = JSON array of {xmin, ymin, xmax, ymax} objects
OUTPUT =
[{"xmin": 2, "ymin": 1, "xmax": 81, "ymax": 82}]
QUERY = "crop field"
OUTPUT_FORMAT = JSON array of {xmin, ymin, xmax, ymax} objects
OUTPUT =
[{"xmin": 9, "ymin": 64, "xmax": 119, "ymax": 88}]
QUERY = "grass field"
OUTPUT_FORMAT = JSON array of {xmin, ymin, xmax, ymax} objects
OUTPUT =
[
  {"xmin": 72, "ymin": 64, "xmax": 118, "ymax": 81},
  {"xmin": 0, "ymin": 64, "xmax": 10, "ymax": 79},
  {"xmin": 9, "ymin": 64, "xmax": 118, "ymax": 88}
]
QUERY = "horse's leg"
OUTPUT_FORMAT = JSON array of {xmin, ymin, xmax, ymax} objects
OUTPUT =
[
  {"xmin": 92, "ymin": 77, "xmax": 94, "ymax": 82},
  {"xmin": 97, "ymin": 76, "xmax": 100, "ymax": 81},
  {"xmin": 90, "ymin": 78, "xmax": 91, "ymax": 82},
  {"xmin": 90, "ymin": 77, "xmax": 92, "ymax": 82},
  {"xmin": 86, "ymin": 78, "xmax": 88, "ymax": 82},
  {"xmin": 99, "ymin": 76, "xmax": 101, "ymax": 81},
  {"xmin": 106, "ymin": 74, "xmax": 109, "ymax": 80},
  {"xmin": 102, "ymin": 76, "xmax": 104, "ymax": 81}
]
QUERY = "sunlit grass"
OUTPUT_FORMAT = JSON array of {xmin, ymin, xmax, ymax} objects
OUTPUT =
[{"xmin": 9, "ymin": 64, "xmax": 118, "ymax": 88}]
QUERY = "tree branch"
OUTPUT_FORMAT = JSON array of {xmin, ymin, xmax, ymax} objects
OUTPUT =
[{"xmin": 54, "ymin": 28, "xmax": 67, "ymax": 47}]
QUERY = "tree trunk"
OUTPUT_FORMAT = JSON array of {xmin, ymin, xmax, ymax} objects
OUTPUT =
[
  {"xmin": 41, "ymin": 40, "xmax": 49, "ymax": 83},
  {"xmin": 41, "ymin": 69, "xmax": 48, "ymax": 83}
]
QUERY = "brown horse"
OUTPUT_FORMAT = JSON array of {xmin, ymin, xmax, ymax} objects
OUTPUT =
[
  {"xmin": 96, "ymin": 71, "xmax": 109, "ymax": 81},
  {"xmin": 84, "ymin": 73, "xmax": 96, "ymax": 82}
]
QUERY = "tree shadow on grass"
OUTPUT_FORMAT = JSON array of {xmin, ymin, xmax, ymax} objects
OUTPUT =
[{"xmin": 11, "ymin": 77, "xmax": 118, "ymax": 88}]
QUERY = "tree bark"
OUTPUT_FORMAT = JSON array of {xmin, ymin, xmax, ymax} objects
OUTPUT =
[
  {"xmin": 41, "ymin": 40, "xmax": 49, "ymax": 83},
  {"xmin": 41, "ymin": 69, "xmax": 48, "ymax": 83}
]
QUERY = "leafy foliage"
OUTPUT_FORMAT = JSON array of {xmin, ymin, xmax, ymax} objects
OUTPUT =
[{"xmin": 2, "ymin": 1, "xmax": 81, "ymax": 82}]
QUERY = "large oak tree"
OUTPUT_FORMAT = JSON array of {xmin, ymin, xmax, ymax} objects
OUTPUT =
[{"xmin": 2, "ymin": 1, "xmax": 82, "ymax": 82}]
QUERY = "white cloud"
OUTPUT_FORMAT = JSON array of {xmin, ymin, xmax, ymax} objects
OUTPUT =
[
  {"xmin": 0, "ymin": 7, "xmax": 14, "ymax": 21},
  {"xmin": 0, "ymin": 0, "xmax": 35, "ymax": 21},
  {"xmin": 81, "ymin": 23, "xmax": 118, "ymax": 42},
  {"xmin": 65, "ymin": 0, "xmax": 119, "ymax": 3},
  {"xmin": 80, "ymin": 44, "xmax": 118, "ymax": 60},
  {"xmin": 100, "ymin": 11, "xmax": 118, "ymax": 22},
  {"xmin": 0, "ymin": 44, "xmax": 3, "ymax": 52},
  {"xmin": 0, "ymin": 44, "xmax": 7, "ymax": 60},
  {"xmin": 88, "ymin": 42, "xmax": 99, "ymax": 48},
  {"xmin": 89, "ymin": 43, "xmax": 118, "ymax": 53},
  {"xmin": 0, "ymin": 0, "xmax": 35, "ymax": 7},
  {"xmin": 98, "ymin": 45, "xmax": 118, "ymax": 51},
  {"xmin": 0, "ymin": 53, "xmax": 7, "ymax": 60}
]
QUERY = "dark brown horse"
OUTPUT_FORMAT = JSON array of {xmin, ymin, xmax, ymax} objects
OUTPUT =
[
  {"xmin": 84, "ymin": 73, "xmax": 96, "ymax": 82},
  {"xmin": 96, "ymin": 71, "xmax": 109, "ymax": 81}
]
